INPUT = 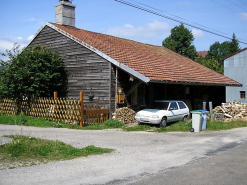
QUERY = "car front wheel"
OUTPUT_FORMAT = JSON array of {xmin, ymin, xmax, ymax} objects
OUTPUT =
[{"xmin": 160, "ymin": 117, "xmax": 167, "ymax": 127}]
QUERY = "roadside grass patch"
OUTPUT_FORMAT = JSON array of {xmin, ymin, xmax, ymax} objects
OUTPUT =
[
  {"xmin": 206, "ymin": 120, "xmax": 247, "ymax": 131},
  {"xmin": 158, "ymin": 121, "xmax": 192, "ymax": 132},
  {"xmin": 123, "ymin": 125, "xmax": 153, "ymax": 132},
  {"xmin": 0, "ymin": 135, "xmax": 114, "ymax": 170},
  {"xmin": 1, "ymin": 115, "xmax": 247, "ymax": 132},
  {"xmin": 0, "ymin": 115, "xmax": 81, "ymax": 129}
]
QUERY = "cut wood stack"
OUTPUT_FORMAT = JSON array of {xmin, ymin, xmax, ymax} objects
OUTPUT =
[
  {"xmin": 213, "ymin": 102, "xmax": 247, "ymax": 121},
  {"xmin": 112, "ymin": 107, "xmax": 138, "ymax": 124}
]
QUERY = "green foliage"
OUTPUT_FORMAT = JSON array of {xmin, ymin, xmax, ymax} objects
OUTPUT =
[
  {"xmin": 162, "ymin": 24, "xmax": 198, "ymax": 60},
  {"xmin": 102, "ymin": 119, "xmax": 125, "ymax": 128},
  {"xmin": 206, "ymin": 33, "xmax": 241, "ymax": 61},
  {"xmin": 0, "ymin": 44, "xmax": 68, "ymax": 101},
  {"xmin": 0, "ymin": 135, "xmax": 113, "ymax": 169},
  {"xmin": 229, "ymin": 33, "xmax": 241, "ymax": 54},
  {"xmin": 196, "ymin": 57, "xmax": 224, "ymax": 74}
]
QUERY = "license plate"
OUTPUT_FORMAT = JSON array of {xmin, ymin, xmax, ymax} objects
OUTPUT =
[{"xmin": 140, "ymin": 118, "xmax": 148, "ymax": 121}]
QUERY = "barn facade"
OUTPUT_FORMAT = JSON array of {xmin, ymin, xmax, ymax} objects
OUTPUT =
[{"xmin": 27, "ymin": 1, "xmax": 241, "ymax": 117}]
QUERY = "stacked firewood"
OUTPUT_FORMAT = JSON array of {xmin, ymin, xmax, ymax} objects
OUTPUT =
[
  {"xmin": 213, "ymin": 102, "xmax": 247, "ymax": 121},
  {"xmin": 112, "ymin": 107, "xmax": 138, "ymax": 124}
]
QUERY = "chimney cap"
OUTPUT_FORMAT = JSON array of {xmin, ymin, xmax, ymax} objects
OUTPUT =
[{"xmin": 59, "ymin": 0, "xmax": 72, "ymax": 2}]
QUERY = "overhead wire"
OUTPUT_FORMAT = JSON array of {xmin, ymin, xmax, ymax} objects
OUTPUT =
[
  {"xmin": 210, "ymin": 0, "xmax": 247, "ymax": 19},
  {"xmin": 114, "ymin": 0, "xmax": 247, "ymax": 45},
  {"xmin": 238, "ymin": 0, "xmax": 247, "ymax": 6},
  {"xmin": 129, "ymin": 0, "xmax": 229, "ymax": 37},
  {"xmin": 226, "ymin": 0, "xmax": 247, "ymax": 13}
]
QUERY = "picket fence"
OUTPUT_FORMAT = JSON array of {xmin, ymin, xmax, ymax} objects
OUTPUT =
[{"xmin": 0, "ymin": 92, "xmax": 109, "ymax": 127}]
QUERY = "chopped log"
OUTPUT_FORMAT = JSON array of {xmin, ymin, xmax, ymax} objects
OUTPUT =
[{"xmin": 224, "ymin": 113, "xmax": 232, "ymax": 118}]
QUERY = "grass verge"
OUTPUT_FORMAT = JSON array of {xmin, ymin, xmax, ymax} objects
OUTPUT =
[
  {"xmin": 1, "ymin": 115, "xmax": 247, "ymax": 132},
  {"xmin": 0, "ymin": 135, "xmax": 114, "ymax": 170}
]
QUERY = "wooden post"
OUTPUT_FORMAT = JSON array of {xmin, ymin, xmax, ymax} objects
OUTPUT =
[
  {"xmin": 54, "ymin": 92, "xmax": 58, "ymax": 100},
  {"xmin": 54, "ymin": 92, "xmax": 58, "ymax": 122},
  {"xmin": 115, "ymin": 67, "xmax": 118, "ymax": 120},
  {"xmin": 80, "ymin": 92, "xmax": 84, "ymax": 127}
]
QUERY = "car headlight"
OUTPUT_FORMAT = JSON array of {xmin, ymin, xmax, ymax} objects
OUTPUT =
[
  {"xmin": 136, "ymin": 113, "xmax": 140, "ymax": 117},
  {"xmin": 151, "ymin": 115, "xmax": 159, "ymax": 118}
]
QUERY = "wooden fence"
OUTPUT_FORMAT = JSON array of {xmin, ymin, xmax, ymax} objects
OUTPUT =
[{"xmin": 0, "ymin": 92, "xmax": 109, "ymax": 127}]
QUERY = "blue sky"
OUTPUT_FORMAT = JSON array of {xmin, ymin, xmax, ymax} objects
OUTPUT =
[{"xmin": 0, "ymin": 0, "xmax": 247, "ymax": 58}]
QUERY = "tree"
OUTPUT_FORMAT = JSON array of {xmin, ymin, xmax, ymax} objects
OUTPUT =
[
  {"xmin": 206, "ymin": 33, "xmax": 241, "ymax": 61},
  {"xmin": 162, "ymin": 24, "xmax": 198, "ymax": 60},
  {"xmin": 0, "ymin": 44, "xmax": 68, "ymax": 101},
  {"xmin": 196, "ymin": 57, "xmax": 223, "ymax": 74},
  {"xmin": 229, "ymin": 33, "xmax": 241, "ymax": 54}
]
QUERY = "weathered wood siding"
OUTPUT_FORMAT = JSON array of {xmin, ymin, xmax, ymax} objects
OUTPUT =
[{"xmin": 28, "ymin": 26, "xmax": 111, "ymax": 109}]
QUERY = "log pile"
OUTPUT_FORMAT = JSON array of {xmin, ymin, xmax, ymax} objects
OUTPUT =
[
  {"xmin": 112, "ymin": 107, "xmax": 138, "ymax": 124},
  {"xmin": 213, "ymin": 102, "xmax": 247, "ymax": 121}
]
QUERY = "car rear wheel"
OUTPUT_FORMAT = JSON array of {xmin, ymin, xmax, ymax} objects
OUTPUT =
[
  {"xmin": 160, "ymin": 117, "xmax": 167, "ymax": 127},
  {"xmin": 182, "ymin": 116, "xmax": 188, "ymax": 122}
]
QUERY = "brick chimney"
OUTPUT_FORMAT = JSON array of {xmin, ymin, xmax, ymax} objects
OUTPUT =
[{"xmin": 55, "ymin": 0, "xmax": 76, "ymax": 27}]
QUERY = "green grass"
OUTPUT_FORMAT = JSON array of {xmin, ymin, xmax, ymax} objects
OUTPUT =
[
  {"xmin": 1, "ymin": 115, "xmax": 247, "ymax": 132},
  {"xmin": 0, "ymin": 115, "xmax": 125, "ymax": 130},
  {"xmin": 0, "ymin": 135, "xmax": 114, "ymax": 169},
  {"xmin": 206, "ymin": 120, "xmax": 247, "ymax": 131},
  {"xmin": 0, "ymin": 115, "xmax": 81, "ymax": 129}
]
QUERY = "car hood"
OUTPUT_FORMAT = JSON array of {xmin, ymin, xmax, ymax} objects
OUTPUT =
[{"xmin": 137, "ymin": 109, "xmax": 167, "ymax": 116}]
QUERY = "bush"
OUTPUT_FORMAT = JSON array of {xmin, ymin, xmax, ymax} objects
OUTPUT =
[{"xmin": 102, "ymin": 119, "xmax": 124, "ymax": 128}]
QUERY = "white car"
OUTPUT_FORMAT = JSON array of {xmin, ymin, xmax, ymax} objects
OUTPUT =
[{"xmin": 135, "ymin": 100, "xmax": 190, "ymax": 127}]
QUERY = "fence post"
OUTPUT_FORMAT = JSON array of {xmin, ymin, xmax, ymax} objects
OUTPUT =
[
  {"xmin": 80, "ymin": 92, "xmax": 84, "ymax": 127},
  {"xmin": 54, "ymin": 92, "xmax": 58, "ymax": 122}
]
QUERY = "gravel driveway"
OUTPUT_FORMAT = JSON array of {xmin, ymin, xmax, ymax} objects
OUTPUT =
[{"xmin": 0, "ymin": 124, "xmax": 247, "ymax": 185}]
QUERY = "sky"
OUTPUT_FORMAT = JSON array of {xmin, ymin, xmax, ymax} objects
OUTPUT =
[{"xmin": 0, "ymin": 0, "xmax": 247, "ymax": 59}]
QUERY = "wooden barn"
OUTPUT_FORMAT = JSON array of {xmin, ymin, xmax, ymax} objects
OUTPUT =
[{"xmin": 27, "ymin": 0, "xmax": 241, "ymax": 117}]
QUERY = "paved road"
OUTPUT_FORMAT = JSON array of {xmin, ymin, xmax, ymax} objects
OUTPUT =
[
  {"xmin": 0, "ymin": 125, "xmax": 247, "ymax": 185},
  {"xmin": 131, "ymin": 141, "xmax": 247, "ymax": 185}
]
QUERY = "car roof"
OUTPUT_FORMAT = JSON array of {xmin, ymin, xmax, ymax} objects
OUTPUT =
[{"xmin": 154, "ymin": 100, "xmax": 183, "ymax": 103}]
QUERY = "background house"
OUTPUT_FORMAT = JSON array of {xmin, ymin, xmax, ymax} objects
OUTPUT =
[
  {"xmin": 224, "ymin": 48, "xmax": 247, "ymax": 103},
  {"xmin": 27, "ymin": 0, "xmax": 241, "ymax": 117}
]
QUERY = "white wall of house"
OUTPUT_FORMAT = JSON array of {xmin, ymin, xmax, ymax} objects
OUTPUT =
[{"xmin": 224, "ymin": 49, "xmax": 247, "ymax": 103}]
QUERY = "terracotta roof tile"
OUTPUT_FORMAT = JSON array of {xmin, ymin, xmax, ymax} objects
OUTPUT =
[{"xmin": 50, "ymin": 23, "xmax": 241, "ymax": 86}]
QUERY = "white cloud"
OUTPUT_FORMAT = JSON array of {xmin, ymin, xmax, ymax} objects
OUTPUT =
[
  {"xmin": 28, "ymin": 35, "xmax": 34, "ymax": 41},
  {"xmin": 23, "ymin": 18, "xmax": 36, "ymax": 22},
  {"xmin": 0, "ymin": 37, "xmax": 29, "ymax": 60},
  {"xmin": 239, "ymin": 13, "xmax": 247, "ymax": 21},
  {"xmin": 105, "ymin": 20, "xmax": 171, "ymax": 42},
  {"xmin": 192, "ymin": 29, "xmax": 204, "ymax": 38}
]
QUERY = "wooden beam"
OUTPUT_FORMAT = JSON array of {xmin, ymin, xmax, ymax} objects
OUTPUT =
[{"xmin": 125, "ymin": 81, "xmax": 142, "ymax": 97}]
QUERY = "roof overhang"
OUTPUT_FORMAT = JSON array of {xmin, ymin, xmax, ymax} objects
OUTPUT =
[
  {"xmin": 27, "ymin": 22, "xmax": 150, "ymax": 83},
  {"xmin": 150, "ymin": 80, "xmax": 243, "ymax": 87}
]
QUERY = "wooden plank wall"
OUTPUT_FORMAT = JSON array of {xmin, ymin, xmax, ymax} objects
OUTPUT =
[{"xmin": 28, "ymin": 26, "xmax": 111, "ymax": 110}]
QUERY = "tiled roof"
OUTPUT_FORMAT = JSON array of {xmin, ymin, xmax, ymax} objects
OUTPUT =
[
  {"xmin": 49, "ymin": 23, "xmax": 241, "ymax": 86},
  {"xmin": 197, "ymin": 51, "xmax": 208, "ymax": 58}
]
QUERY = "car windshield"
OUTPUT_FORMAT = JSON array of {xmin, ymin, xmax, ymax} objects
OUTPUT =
[{"xmin": 150, "ymin": 102, "xmax": 169, "ymax": 110}]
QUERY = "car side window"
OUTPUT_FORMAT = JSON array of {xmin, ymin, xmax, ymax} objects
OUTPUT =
[
  {"xmin": 178, "ymin": 102, "xmax": 187, "ymax": 109},
  {"xmin": 169, "ymin": 102, "xmax": 178, "ymax": 110}
]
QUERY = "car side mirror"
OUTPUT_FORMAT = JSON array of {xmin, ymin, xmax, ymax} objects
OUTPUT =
[{"xmin": 169, "ymin": 108, "xmax": 174, "ymax": 111}]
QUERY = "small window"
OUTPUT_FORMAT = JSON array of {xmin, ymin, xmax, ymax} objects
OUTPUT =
[
  {"xmin": 178, "ymin": 102, "xmax": 187, "ymax": 109},
  {"xmin": 240, "ymin": 91, "xmax": 246, "ymax": 100},
  {"xmin": 169, "ymin": 102, "xmax": 178, "ymax": 110}
]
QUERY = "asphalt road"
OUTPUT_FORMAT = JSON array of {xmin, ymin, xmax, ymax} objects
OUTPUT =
[
  {"xmin": 131, "ymin": 141, "xmax": 247, "ymax": 185},
  {"xmin": 0, "ymin": 124, "xmax": 247, "ymax": 185}
]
